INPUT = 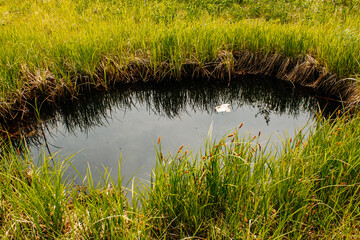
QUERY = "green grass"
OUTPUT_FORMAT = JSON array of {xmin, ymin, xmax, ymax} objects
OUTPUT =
[
  {"xmin": 141, "ymin": 114, "xmax": 360, "ymax": 238},
  {"xmin": 0, "ymin": 0, "xmax": 359, "ymax": 106},
  {"xmin": 1, "ymin": 0, "xmax": 360, "ymax": 238},
  {"xmin": 0, "ymin": 144, "xmax": 140, "ymax": 239},
  {"xmin": 2, "ymin": 112, "xmax": 360, "ymax": 238}
]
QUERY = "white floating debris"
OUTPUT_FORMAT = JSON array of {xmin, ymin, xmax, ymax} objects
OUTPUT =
[{"xmin": 215, "ymin": 104, "xmax": 231, "ymax": 113}]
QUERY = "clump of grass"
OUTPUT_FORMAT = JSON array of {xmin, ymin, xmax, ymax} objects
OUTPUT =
[
  {"xmin": 142, "ymin": 113, "xmax": 360, "ymax": 239},
  {"xmin": 2, "ymin": 111, "xmax": 360, "ymax": 238},
  {"xmin": 0, "ymin": 143, "xmax": 147, "ymax": 239}
]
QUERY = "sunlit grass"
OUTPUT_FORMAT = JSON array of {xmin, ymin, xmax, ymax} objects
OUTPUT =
[
  {"xmin": 0, "ymin": 0, "xmax": 359, "ymax": 103},
  {"xmin": 1, "ymin": 0, "xmax": 360, "ymax": 238},
  {"xmin": 140, "ymin": 112, "xmax": 360, "ymax": 238},
  {"xmin": 2, "ymin": 111, "xmax": 360, "ymax": 238},
  {"xmin": 0, "ymin": 143, "xmax": 145, "ymax": 239}
]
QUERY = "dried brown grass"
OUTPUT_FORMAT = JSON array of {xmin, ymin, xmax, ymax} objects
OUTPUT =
[{"xmin": 0, "ymin": 50, "xmax": 358, "ymax": 124}]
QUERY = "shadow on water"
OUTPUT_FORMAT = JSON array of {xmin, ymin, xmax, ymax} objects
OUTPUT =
[{"xmin": 1, "ymin": 75, "xmax": 340, "ymax": 151}]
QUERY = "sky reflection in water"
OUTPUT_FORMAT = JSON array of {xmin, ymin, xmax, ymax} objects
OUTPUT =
[{"xmin": 28, "ymin": 76, "xmax": 337, "ymax": 185}]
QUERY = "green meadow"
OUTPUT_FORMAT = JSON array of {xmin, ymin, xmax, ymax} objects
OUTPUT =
[
  {"xmin": 0, "ymin": 0, "xmax": 359, "ymax": 111},
  {"xmin": 1, "ymin": 0, "xmax": 360, "ymax": 238}
]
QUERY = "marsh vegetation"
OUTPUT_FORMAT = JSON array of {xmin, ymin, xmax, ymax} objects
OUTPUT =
[
  {"xmin": 0, "ymin": 0, "xmax": 359, "ymax": 119},
  {"xmin": 1, "ymin": 0, "xmax": 360, "ymax": 238}
]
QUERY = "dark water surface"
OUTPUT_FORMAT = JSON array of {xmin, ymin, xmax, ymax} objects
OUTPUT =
[{"xmin": 24, "ymin": 76, "xmax": 337, "ymax": 185}]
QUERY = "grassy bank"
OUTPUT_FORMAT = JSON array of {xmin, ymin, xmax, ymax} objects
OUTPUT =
[
  {"xmin": 2, "ymin": 112, "xmax": 360, "ymax": 238},
  {"xmin": 0, "ymin": 0, "xmax": 359, "ymax": 118},
  {"xmin": 1, "ymin": 0, "xmax": 360, "ymax": 238}
]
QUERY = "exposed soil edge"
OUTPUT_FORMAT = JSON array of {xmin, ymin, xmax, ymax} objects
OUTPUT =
[{"xmin": 1, "ymin": 50, "xmax": 359, "ymax": 123}]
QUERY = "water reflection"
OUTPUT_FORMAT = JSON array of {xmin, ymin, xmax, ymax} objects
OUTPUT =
[
  {"xmin": 0, "ymin": 75, "xmax": 339, "ymax": 184},
  {"xmin": 20, "ymin": 77, "xmax": 328, "ymax": 136}
]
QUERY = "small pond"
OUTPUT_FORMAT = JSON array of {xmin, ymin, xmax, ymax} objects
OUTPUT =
[{"xmin": 9, "ymin": 75, "xmax": 339, "ymax": 186}]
